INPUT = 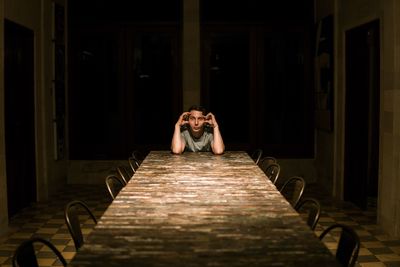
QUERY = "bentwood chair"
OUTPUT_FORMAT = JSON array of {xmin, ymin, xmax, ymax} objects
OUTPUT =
[
  {"xmin": 132, "ymin": 150, "xmax": 145, "ymax": 165},
  {"xmin": 319, "ymin": 224, "xmax": 360, "ymax": 267},
  {"xmin": 258, "ymin": 156, "xmax": 277, "ymax": 167},
  {"xmin": 295, "ymin": 197, "xmax": 321, "ymax": 230},
  {"xmin": 250, "ymin": 149, "xmax": 263, "ymax": 165},
  {"xmin": 279, "ymin": 176, "xmax": 306, "ymax": 208},
  {"xmin": 116, "ymin": 165, "xmax": 132, "ymax": 184},
  {"xmin": 262, "ymin": 163, "xmax": 281, "ymax": 184},
  {"xmin": 64, "ymin": 200, "xmax": 98, "ymax": 250},
  {"xmin": 128, "ymin": 156, "xmax": 140, "ymax": 173},
  {"xmin": 12, "ymin": 237, "xmax": 67, "ymax": 267},
  {"xmin": 105, "ymin": 174, "xmax": 126, "ymax": 200}
]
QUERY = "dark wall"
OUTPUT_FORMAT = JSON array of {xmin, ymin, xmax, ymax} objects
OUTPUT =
[{"xmin": 67, "ymin": 0, "xmax": 315, "ymax": 159}]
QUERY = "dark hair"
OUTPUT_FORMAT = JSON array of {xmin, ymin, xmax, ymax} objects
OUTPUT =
[{"xmin": 188, "ymin": 105, "xmax": 207, "ymax": 116}]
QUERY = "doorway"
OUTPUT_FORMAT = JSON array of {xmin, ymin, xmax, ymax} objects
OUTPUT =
[
  {"xmin": 68, "ymin": 26, "xmax": 181, "ymax": 159},
  {"xmin": 4, "ymin": 20, "xmax": 37, "ymax": 217},
  {"xmin": 344, "ymin": 20, "xmax": 380, "ymax": 210},
  {"xmin": 201, "ymin": 26, "xmax": 314, "ymax": 156}
]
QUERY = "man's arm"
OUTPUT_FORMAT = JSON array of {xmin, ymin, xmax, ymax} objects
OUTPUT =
[
  {"xmin": 171, "ymin": 112, "xmax": 189, "ymax": 154},
  {"xmin": 207, "ymin": 113, "xmax": 225, "ymax": 155}
]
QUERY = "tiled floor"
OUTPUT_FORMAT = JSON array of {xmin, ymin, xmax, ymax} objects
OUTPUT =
[
  {"xmin": 0, "ymin": 185, "xmax": 110, "ymax": 266},
  {"xmin": 301, "ymin": 184, "xmax": 400, "ymax": 267},
  {"xmin": 1, "ymin": 182, "xmax": 400, "ymax": 267}
]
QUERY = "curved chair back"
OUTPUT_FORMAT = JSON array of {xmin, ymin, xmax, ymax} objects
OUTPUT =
[
  {"xmin": 262, "ymin": 163, "xmax": 281, "ymax": 184},
  {"xmin": 128, "ymin": 157, "xmax": 140, "ymax": 173},
  {"xmin": 117, "ymin": 165, "xmax": 132, "ymax": 184},
  {"xmin": 295, "ymin": 197, "xmax": 321, "ymax": 230},
  {"xmin": 250, "ymin": 149, "xmax": 263, "ymax": 165},
  {"xmin": 319, "ymin": 223, "xmax": 360, "ymax": 267},
  {"xmin": 106, "ymin": 174, "xmax": 126, "ymax": 200},
  {"xmin": 132, "ymin": 150, "xmax": 144, "ymax": 165},
  {"xmin": 13, "ymin": 237, "xmax": 67, "ymax": 267},
  {"xmin": 64, "ymin": 200, "xmax": 98, "ymax": 250},
  {"xmin": 258, "ymin": 156, "xmax": 277, "ymax": 167},
  {"xmin": 279, "ymin": 176, "xmax": 306, "ymax": 207}
]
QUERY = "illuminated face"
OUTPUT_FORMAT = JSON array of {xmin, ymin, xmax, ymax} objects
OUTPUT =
[{"xmin": 188, "ymin": 110, "xmax": 206, "ymax": 135}]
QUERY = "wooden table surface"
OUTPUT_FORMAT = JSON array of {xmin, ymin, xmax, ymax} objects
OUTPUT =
[{"xmin": 69, "ymin": 151, "xmax": 339, "ymax": 266}]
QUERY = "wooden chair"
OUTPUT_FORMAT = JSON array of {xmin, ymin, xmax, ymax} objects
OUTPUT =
[
  {"xmin": 12, "ymin": 237, "xmax": 67, "ymax": 267},
  {"xmin": 262, "ymin": 162, "xmax": 281, "ymax": 184},
  {"xmin": 105, "ymin": 174, "xmax": 126, "ymax": 200},
  {"xmin": 295, "ymin": 197, "xmax": 321, "ymax": 230},
  {"xmin": 319, "ymin": 223, "xmax": 360, "ymax": 267},
  {"xmin": 279, "ymin": 176, "xmax": 305, "ymax": 207},
  {"xmin": 64, "ymin": 200, "xmax": 98, "ymax": 250},
  {"xmin": 250, "ymin": 149, "xmax": 263, "ymax": 165}
]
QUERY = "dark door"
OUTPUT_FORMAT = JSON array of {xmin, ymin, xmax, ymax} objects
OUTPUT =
[
  {"xmin": 201, "ymin": 27, "xmax": 313, "ymax": 156},
  {"xmin": 127, "ymin": 30, "xmax": 180, "ymax": 151},
  {"xmin": 5, "ymin": 20, "xmax": 36, "ymax": 217},
  {"xmin": 68, "ymin": 27, "xmax": 180, "ymax": 159},
  {"xmin": 260, "ymin": 30, "xmax": 313, "ymax": 157},
  {"xmin": 68, "ymin": 27, "xmax": 124, "ymax": 159},
  {"xmin": 344, "ymin": 20, "xmax": 380, "ymax": 210},
  {"xmin": 202, "ymin": 31, "xmax": 250, "ymax": 149}
]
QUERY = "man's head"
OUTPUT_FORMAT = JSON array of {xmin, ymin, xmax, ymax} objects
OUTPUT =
[{"xmin": 187, "ymin": 105, "xmax": 208, "ymax": 136}]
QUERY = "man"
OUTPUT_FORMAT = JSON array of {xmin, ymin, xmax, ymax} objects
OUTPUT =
[{"xmin": 171, "ymin": 105, "xmax": 225, "ymax": 154}]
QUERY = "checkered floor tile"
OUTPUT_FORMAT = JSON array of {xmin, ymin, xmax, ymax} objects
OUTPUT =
[
  {"xmin": 0, "ymin": 185, "xmax": 110, "ymax": 266},
  {"xmin": 0, "ymin": 183, "xmax": 399, "ymax": 266}
]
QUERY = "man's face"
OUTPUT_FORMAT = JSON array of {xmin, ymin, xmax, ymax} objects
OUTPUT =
[{"xmin": 188, "ymin": 110, "xmax": 206, "ymax": 134}]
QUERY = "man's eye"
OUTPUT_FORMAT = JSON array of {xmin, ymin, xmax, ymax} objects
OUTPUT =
[{"xmin": 189, "ymin": 116, "xmax": 205, "ymax": 121}]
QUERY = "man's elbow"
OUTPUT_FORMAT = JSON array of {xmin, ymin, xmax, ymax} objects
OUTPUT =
[
  {"xmin": 171, "ymin": 146, "xmax": 184, "ymax": 154},
  {"xmin": 212, "ymin": 147, "xmax": 225, "ymax": 155}
]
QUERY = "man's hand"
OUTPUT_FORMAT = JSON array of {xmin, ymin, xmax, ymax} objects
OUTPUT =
[
  {"xmin": 206, "ymin": 112, "xmax": 219, "ymax": 128},
  {"xmin": 206, "ymin": 112, "xmax": 224, "ymax": 154},
  {"xmin": 176, "ymin": 112, "xmax": 190, "ymax": 127}
]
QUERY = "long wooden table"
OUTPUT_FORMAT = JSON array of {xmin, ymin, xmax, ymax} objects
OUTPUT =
[{"xmin": 69, "ymin": 151, "xmax": 339, "ymax": 266}]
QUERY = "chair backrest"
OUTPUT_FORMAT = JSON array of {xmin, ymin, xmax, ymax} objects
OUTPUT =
[
  {"xmin": 279, "ymin": 176, "xmax": 305, "ymax": 207},
  {"xmin": 319, "ymin": 223, "xmax": 360, "ymax": 267},
  {"xmin": 258, "ymin": 156, "xmax": 277, "ymax": 167},
  {"xmin": 13, "ymin": 237, "xmax": 67, "ymax": 267},
  {"xmin": 64, "ymin": 200, "xmax": 98, "ymax": 250},
  {"xmin": 128, "ymin": 156, "xmax": 140, "ymax": 173},
  {"xmin": 132, "ymin": 150, "xmax": 144, "ymax": 164},
  {"xmin": 250, "ymin": 149, "xmax": 263, "ymax": 165},
  {"xmin": 295, "ymin": 197, "xmax": 321, "ymax": 230},
  {"xmin": 262, "ymin": 162, "xmax": 281, "ymax": 184},
  {"xmin": 116, "ymin": 165, "xmax": 132, "ymax": 184},
  {"xmin": 105, "ymin": 174, "xmax": 126, "ymax": 200}
]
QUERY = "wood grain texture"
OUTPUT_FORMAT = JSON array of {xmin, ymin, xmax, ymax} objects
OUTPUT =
[{"xmin": 69, "ymin": 151, "xmax": 339, "ymax": 266}]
